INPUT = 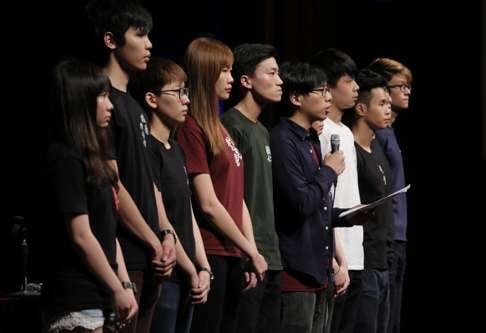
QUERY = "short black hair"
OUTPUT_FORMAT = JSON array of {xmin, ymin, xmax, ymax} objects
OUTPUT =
[
  {"xmin": 85, "ymin": 0, "xmax": 153, "ymax": 65},
  {"xmin": 310, "ymin": 48, "xmax": 358, "ymax": 86},
  {"xmin": 279, "ymin": 61, "xmax": 327, "ymax": 116},
  {"xmin": 355, "ymin": 68, "xmax": 388, "ymax": 104},
  {"xmin": 228, "ymin": 43, "xmax": 278, "ymax": 103},
  {"xmin": 232, "ymin": 43, "xmax": 277, "ymax": 82}
]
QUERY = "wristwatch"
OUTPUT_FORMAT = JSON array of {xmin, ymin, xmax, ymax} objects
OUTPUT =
[
  {"xmin": 199, "ymin": 267, "xmax": 214, "ymax": 281},
  {"xmin": 121, "ymin": 281, "xmax": 137, "ymax": 294},
  {"xmin": 160, "ymin": 229, "xmax": 177, "ymax": 244}
]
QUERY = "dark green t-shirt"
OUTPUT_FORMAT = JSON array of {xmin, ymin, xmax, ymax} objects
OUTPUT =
[{"xmin": 222, "ymin": 108, "xmax": 282, "ymax": 270}]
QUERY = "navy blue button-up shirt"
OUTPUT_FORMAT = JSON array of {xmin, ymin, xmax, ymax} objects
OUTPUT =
[
  {"xmin": 375, "ymin": 127, "xmax": 407, "ymax": 241},
  {"xmin": 271, "ymin": 118, "xmax": 348, "ymax": 285}
]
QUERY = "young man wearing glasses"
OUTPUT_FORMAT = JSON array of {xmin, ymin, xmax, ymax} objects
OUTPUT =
[
  {"xmin": 368, "ymin": 58, "xmax": 413, "ymax": 333},
  {"xmin": 221, "ymin": 43, "xmax": 283, "ymax": 333},
  {"xmin": 310, "ymin": 48, "xmax": 362, "ymax": 333},
  {"xmin": 271, "ymin": 61, "xmax": 351, "ymax": 333}
]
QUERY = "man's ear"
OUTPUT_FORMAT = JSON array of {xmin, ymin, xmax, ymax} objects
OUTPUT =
[
  {"xmin": 240, "ymin": 75, "xmax": 252, "ymax": 89},
  {"xmin": 289, "ymin": 93, "xmax": 302, "ymax": 108},
  {"xmin": 104, "ymin": 32, "xmax": 117, "ymax": 50},
  {"xmin": 355, "ymin": 102, "xmax": 367, "ymax": 117},
  {"xmin": 144, "ymin": 92, "xmax": 158, "ymax": 109}
]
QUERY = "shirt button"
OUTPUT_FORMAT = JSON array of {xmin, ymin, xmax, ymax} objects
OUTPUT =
[
  {"xmin": 325, "ymin": 246, "xmax": 329, "ymax": 250},
  {"xmin": 325, "ymin": 226, "xmax": 329, "ymax": 231},
  {"xmin": 323, "ymin": 206, "xmax": 328, "ymax": 211}
]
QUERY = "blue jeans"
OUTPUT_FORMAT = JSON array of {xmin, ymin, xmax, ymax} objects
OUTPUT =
[
  {"xmin": 281, "ymin": 287, "xmax": 334, "ymax": 333},
  {"xmin": 151, "ymin": 280, "xmax": 194, "ymax": 333},
  {"xmin": 355, "ymin": 269, "xmax": 390, "ymax": 333}
]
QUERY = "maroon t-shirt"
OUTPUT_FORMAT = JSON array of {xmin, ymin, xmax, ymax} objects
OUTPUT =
[{"xmin": 176, "ymin": 115, "xmax": 244, "ymax": 257}]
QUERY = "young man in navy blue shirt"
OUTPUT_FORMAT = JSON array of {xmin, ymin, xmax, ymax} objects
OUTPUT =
[{"xmin": 271, "ymin": 61, "xmax": 359, "ymax": 333}]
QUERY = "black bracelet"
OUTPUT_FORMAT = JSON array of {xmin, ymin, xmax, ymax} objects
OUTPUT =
[
  {"xmin": 121, "ymin": 281, "xmax": 137, "ymax": 294},
  {"xmin": 199, "ymin": 267, "xmax": 214, "ymax": 281},
  {"xmin": 160, "ymin": 229, "xmax": 177, "ymax": 244}
]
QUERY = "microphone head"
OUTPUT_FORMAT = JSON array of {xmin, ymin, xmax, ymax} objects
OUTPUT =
[{"xmin": 330, "ymin": 134, "xmax": 340, "ymax": 153}]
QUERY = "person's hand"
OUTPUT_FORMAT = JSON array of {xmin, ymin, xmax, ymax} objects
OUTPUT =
[
  {"xmin": 312, "ymin": 120, "xmax": 324, "ymax": 136},
  {"xmin": 112, "ymin": 287, "xmax": 138, "ymax": 328},
  {"xmin": 242, "ymin": 271, "xmax": 258, "ymax": 292},
  {"xmin": 191, "ymin": 270, "xmax": 211, "ymax": 304},
  {"xmin": 323, "ymin": 151, "xmax": 345, "ymax": 175},
  {"xmin": 250, "ymin": 252, "xmax": 268, "ymax": 281},
  {"xmin": 151, "ymin": 235, "xmax": 176, "ymax": 279},
  {"xmin": 333, "ymin": 265, "xmax": 350, "ymax": 297},
  {"xmin": 160, "ymin": 236, "xmax": 176, "ymax": 276}
]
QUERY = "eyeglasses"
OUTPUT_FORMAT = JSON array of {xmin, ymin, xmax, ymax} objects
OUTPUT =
[
  {"xmin": 160, "ymin": 87, "xmax": 189, "ymax": 100},
  {"xmin": 310, "ymin": 86, "xmax": 331, "ymax": 97},
  {"xmin": 388, "ymin": 83, "xmax": 411, "ymax": 93}
]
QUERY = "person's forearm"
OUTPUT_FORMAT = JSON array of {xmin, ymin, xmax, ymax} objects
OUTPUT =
[
  {"xmin": 205, "ymin": 201, "xmax": 257, "ymax": 256},
  {"xmin": 115, "ymin": 238, "xmax": 130, "ymax": 282},
  {"xmin": 241, "ymin": 201, "xmax": 257, "ymax": 249},
  {"xmin": 174, "ymin": 233, "xmax": 198, "ymax": 277},
  {"xmin": 334, "ymin": 231, "xmax": 348, "ymax": 269},
  {"xmin": 154, "ymin": 184, "xmax": 175, "ymax": 231},
  {"xmin": 192, "ymin": 214, "xmax": 210, "ymax": 270},
  {"xmin": 118, "ymin": 182, "xmax": 161, "ymax": 252},
  {"xmin": 109, "ymin": 160, "xmax": 160, "ymax": 253},
  {"xmin": 68, "ymin": 215, "xmax": 124, "ymax": 293},
  {"xmin": 193, "ymin": 174, "xmax": 258, "ymax": 258}
]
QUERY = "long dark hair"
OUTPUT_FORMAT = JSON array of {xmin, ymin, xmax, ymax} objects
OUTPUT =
[{"xmin": 51, "ymin": 58, "xmax": 118, "ymax": 187}]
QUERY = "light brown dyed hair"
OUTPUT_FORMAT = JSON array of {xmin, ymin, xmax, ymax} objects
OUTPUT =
[
  {"xmin": 185, "ymin": 37, "xmax": 233, "ymax": 154},
  {"xmin": 368, "ymin": 58, "xmax": 413, "ymax": 83}
]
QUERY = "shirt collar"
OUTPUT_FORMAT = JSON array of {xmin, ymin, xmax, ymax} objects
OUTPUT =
[{"xmin": 282, "ymin": 118, "xmax": 318, "ymax": 142}]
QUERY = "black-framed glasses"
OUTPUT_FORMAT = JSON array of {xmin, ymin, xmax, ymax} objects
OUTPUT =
[
  {"xmin": 388, "ymin": 83, "xmax": 411, "ymax": 93},
  {"xmin": 160, "ymin": 87, "xmax": 189, "ymax": 99},
  {"xmin": 311, "ymin": 86, "xmax": 331, "ymax": 97}
]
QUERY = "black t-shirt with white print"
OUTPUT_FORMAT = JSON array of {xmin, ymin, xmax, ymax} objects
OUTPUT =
[
  {"xmin": 42, "ymin": 143, "xmax": 117, "ymax": 313},
  {"xmin": 109, "ymin": 87, "xmax": 159, "ymax": 270}
]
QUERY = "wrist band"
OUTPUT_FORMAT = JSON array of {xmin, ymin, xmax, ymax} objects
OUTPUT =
[
  {"xmin": 160, "ymin": 229, "xmax": 177, "ymax": 244},
  {"xmin": 121, "ymin": 281, "xmax": 137, "ymax": 294},
  {"xmin": 199, "ymin": 267, "xmax": 214, "ymax": 281}
]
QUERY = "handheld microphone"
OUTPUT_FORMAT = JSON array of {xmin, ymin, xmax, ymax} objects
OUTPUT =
[
  {"xmin": 330, "ymin": 134, "xmax": 340, "ymax": 189},
  {"xmin": 330, "ymin": 134, "xmax": 340, "ymax": 153}
]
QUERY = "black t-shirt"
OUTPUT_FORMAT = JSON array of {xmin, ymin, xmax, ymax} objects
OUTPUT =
[
  {"xmin": 355, "ymin": 139, "xmax": 394, "ymax": 270},
  {"xmin": 43, "ymin": 143, "xmax": 118, "ymax": 313},
  {"xmin": 109, "ymin": 87, "xmax": 159, "ymax": 270},
  {"xmin": 147, "ymin": 135, "xmax": 196, "ymax": 281}
]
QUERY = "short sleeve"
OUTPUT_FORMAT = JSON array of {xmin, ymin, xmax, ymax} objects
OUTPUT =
[
  {"xmin": 48, "ymin": 147, "xmax": 88, "ymax": 215},
  {"xmin": 147, "ymin": 138, "xmax": 163, "ymax": 192},
  {"xmin": 176, "ymin": 120, "xmax": 210, "ymax": 176}
]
